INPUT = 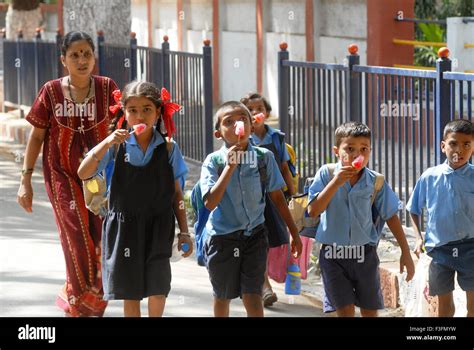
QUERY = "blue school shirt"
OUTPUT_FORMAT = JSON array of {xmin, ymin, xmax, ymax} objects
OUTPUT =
[
  {"xmin": 406, "ymin": 161, "xmax": 474, "ymax": 252},
  {"xmin": 88, "ymin": 128, "xmax": 188, "ymax": 188},
  {"xmin": 308, "ymin": 162, "xmax": 400, "ymax": 246},
  {"xmin": 250, "ymin": 125, "xmax": 290, "ymax": 162},
  {"xmin": 200, "ymin": 144, "xmax": 285, "ymax": 237}
]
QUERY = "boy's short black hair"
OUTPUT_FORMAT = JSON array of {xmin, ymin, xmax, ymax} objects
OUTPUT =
[
  {"xmin": 214, "ymin": 101, "xmax": 252, "ymax": 130},
  {"xmin": 240, "ymin": 92, "xmax": 272, "ymax": 113},
  {"xmin": 443, "ymin": 119, "xmax": 474, "ymax": 139},
  {"xmin": 335, "ymin": 122, "xmax": 371, "ymax": 146}
]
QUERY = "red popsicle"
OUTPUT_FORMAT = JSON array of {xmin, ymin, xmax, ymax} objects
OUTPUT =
[
  {"xmin": 235, "ymin": 121, "xmax": 245, "ymax": 136},
  {"xmin": 352, "ymin": 155, "xmax": 365, "ymax": 170},
  {"xmin": 253, "ymin": 113, "xmax": 265, "ymax": 123},
  {"xmin": 131, "ymin": 123, "xmax": 147, "ymax": 135}
]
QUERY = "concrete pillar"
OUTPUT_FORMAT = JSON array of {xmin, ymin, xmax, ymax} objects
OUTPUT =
[{"xmin": 447, "ymin": 17, "xmax": 474, "ymax": 72}]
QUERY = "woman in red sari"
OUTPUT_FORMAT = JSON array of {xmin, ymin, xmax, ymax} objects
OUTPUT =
[{"xmin": 17, "ymin": 31, "xmax": 118, "ymax": 317}]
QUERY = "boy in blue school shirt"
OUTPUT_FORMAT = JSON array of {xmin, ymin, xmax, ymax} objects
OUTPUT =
[
  {"xmin": 407, "ymin": 119, "xmax": 474, "ymax": 317},
  {"xmin": 200, "ymin": 101, "xmax": 303, "ymax": 317},
  {"xmin": 307, "ymin": 122, "xmax": 415, "ymax": 317}
]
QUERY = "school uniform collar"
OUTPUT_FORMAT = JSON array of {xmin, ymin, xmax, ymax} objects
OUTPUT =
[
  {"xmin": 220, "ymin": 142, "xmax": 255, "ymax": 152},
  {"xmin": 441, "ymin": 160, "xmax": 471, "ymax": 176}
]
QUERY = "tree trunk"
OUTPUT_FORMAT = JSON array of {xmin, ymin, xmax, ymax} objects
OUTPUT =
[{"xmin": 63, "ymin": 0, "xmax": 131, "ymax": 46}]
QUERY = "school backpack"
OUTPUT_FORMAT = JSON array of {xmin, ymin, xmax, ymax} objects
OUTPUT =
[
  {"xmin": 191, "ymin": 147, "xmax": 286, "ymax": 266},
  {"xmin": 271, "ymin": 132, "xmax": 299, "ymax": 192},
  {"xmin": 288, "ymin": 164, "xmax": 385, "ymax": 239}
]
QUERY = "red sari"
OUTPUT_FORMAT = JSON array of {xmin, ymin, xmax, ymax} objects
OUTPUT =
[{"xmin": 26, "ymin": 76, "xmax": 118, "ymax": 316}]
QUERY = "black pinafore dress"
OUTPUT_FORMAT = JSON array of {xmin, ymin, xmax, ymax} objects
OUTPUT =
[{"xmin": 102, "ymin": 141, "xmax": 175, "ymax": 300}]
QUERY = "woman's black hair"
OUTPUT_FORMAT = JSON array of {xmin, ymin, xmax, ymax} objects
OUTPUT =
[{"xmin": 61, "ymin": 31, "xmax": 95, "ymax": 56}]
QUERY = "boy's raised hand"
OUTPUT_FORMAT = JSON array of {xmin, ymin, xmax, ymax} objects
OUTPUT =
[
  {"xmin": 333, "ymin": 166, "xmax": 358, "ymax": 186},
  {"xmin": 226, "ymin": 144, "xmax": 244, "ymax": 167},
  {"xmin": 107, "ymin": 129, "xmax": 130, "ymax": 146},
  {"xmin": 400, "ymin": 252, "xmax": 415, "ymax": 282}
]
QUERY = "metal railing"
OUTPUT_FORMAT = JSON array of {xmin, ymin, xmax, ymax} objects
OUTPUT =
[
  {"xmin": 1, "ymin": 29, "xmax": 62, "ymax": 113},
  {"xmin": 278, "ymin": 43, "xmax": 473, "ymax": 226},
  {"xmin": 1, "ymin": 30, "xmax": 214, "ymax": 163},
  {"xmin": 97, "ymin": 33, "xmax": 213, "ymax": 163}
]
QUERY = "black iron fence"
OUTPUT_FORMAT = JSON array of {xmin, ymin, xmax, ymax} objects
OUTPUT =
[
  {"xmin": 278, "ymin": 43, "xmax": 473, "ymax": 227},
  {"xmin": 1, "ymin": 31, "xmax": 214, "ymax": 163},
  {"xmin": 1, "ymin": 30, "xmax": 62, "ymax": 111}
]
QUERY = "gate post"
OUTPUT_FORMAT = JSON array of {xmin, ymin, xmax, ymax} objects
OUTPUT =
[
  {"xmin": 435, "ymin": 47, "xmax": 452, "ymax": 164},
  {"xmin": 130, "ymin": 32, "xmax": 137, "ymax": 81},
  {"xmin": 97, "ymin": 30, "xmax": 105, "ymax": 76},
  {"xmin": 278, "ymin": 42, "xmax": 290, "ymax": 134},
  {"xmin": 16, "ymin": 30, "xmax": 23, "ymax": 116},
  {"xmin": 203, "ymin": 39, "xmax": 214, "ymax": 157},
  {"xmin": 161, "ymin": 35, "xmax": 170, "ymax": 90},
  {"xmin": 346, "ymin": 44, "xmax": 361, "ymax": 122},
  {"xmin": 34, "ymin": 28, "xmax": 41, "ymax": 94}
]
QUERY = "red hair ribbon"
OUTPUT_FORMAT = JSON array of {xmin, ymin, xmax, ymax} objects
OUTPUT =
[
  {"xmin": 161, "ymin": 87, "xmax": 181, "ymax": 137},
  {"xmin": 109, "ymin": 89, "xmax": 122, "ymax": 115},
  {"xmin": 109, "ymin": 89, "xmax": 125, "ymax": 128}
]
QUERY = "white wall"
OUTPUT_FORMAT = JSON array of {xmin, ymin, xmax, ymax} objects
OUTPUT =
[
  {"xmin": 320, "ymin": 0, "xmax": 366, "ymax": 39},
  {"xmin": 132, "ymin": 0, "xmax": 369, "ymax": 109},
  {"xmin": 220, "ymin": 31, "xmax": 257, "ymax": 102},
  {"xmin": 319, "ymin": 0, "xmax": 367, "ymax": 64},
  {"xmin": 151, "ymin": 0, "xmax": 179, "ymax": 48},
  {"xmin": 447, "ymin": 17, "xmax": 474, "ymax": 72},
  {"xmin": 131, "ymin": 0, "xmax": 148, "ymax": 46},
  {"xmin": 265, "ymin": 33, "xmax": 306, "ymax": 118},
  {"xmin": 320, "ymin": 37, "xmax": 367, "ymax": 65},
  {"xmin": 222, "ymin": 0, "xmax": 255, "ymax": 32},
  {"xmin": 267, "ymin": 0, "xmax": 306, "ymax": 34}
]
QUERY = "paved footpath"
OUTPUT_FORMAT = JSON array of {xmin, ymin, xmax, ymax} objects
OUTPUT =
[{"xmin": 0, "ymin": 148, "xmax": 324, "ymax": 317}]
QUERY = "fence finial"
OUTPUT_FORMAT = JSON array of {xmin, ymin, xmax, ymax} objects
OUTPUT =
[
  {"xmin": 437, "ymin": 47, "xmax": 450, "ymax": 59},
  {"xmin": 280, "ymin": 42, "xmax": 288, "ymax": 51},
  {"xmin": 348, "ymin": 43, "xmax": 358, "ymax": 55},
  {"xmin": 163, "ymin": 35, "xmax": 169, "ymax": 42},
  {"xmin": 203, "ymin": 39, "xmax": 211, "ymax": 46}
]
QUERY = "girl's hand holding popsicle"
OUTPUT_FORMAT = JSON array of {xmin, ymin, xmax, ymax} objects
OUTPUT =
[{"xmin": 107, "ymin": 128, "xmax": 130, "ymax": 146}]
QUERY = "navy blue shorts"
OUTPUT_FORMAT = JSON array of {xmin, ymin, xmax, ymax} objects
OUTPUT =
[
  {"xmin": 427, "ymin": 238, "xmax": 474, "ymax": 296},
  {"xmin": 319, "ymin": 243, "xmax": 384, "ymax": 313},
  {"xmin": 204, "ymin": 224, "xmax": 269, "ymax": 300}
]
